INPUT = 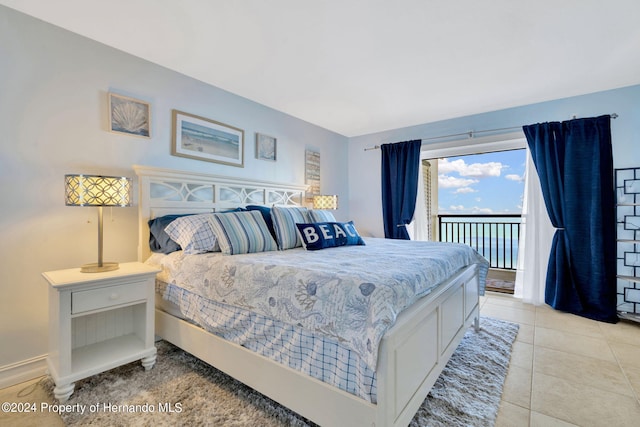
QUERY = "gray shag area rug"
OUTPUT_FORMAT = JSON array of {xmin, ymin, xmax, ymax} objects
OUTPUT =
[{"xmin": 43, "ymin": 316, "xmax": 518, "ymax": 426}]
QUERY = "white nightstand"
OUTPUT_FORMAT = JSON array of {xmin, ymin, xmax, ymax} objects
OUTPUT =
[{"xmin": 44, "ymin": 262, "xmax": 160, "ymax": 402}]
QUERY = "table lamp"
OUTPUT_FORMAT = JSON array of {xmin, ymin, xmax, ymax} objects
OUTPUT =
[
  {"xmin": 313, "ymin": 195, "xmax": 338, "ymax": 210},
  {"xmin": 64, "ymin": 174, "xmax": 132, "ymax": 272}
]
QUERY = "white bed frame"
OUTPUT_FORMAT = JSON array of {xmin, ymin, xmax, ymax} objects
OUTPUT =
[{"xmin": 134, "ymin": 165, "xmax": 480, "ymax": 427}]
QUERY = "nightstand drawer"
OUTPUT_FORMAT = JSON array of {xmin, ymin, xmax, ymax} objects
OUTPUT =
[{"xmin": 72, "ymin": 281, "xmax": 147, "ymax": 314}]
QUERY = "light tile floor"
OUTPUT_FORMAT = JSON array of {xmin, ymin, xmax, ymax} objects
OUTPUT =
[
  {"xmin": 486, "ymin": 292, "xmax": 640, "ymax": 427},
  {"xmin": 0, "ymin": 377, "xmax": 63, "ymax": 427},
  {"xmin": 2, "ymin": 293, "xmax": 639, "ymax": 426}
]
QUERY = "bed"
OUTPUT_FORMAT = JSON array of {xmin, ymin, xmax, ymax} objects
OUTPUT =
[{"xmin": 134, "ymin": 165, "xmax": 487, "ymax": 426}]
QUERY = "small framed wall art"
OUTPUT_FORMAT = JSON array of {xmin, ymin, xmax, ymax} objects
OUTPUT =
[
  {"xmin": 172, "ymin": 110, "xmax": 244, "ymax": 167},
  {"xmin": 108, "ymin": 93, "xmax": 151, "ymax": 138},
  {"xmin": 305, "ymin": 149, "xmax": 320, "ymax": 205},
  {"xmin": 255, "ymin": 133, "xmax": 277, "ymax": 161}
]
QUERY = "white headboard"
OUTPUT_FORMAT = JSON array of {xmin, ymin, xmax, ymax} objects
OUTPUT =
[{"xmin": 134, "ymin": 165, "xmax": 308, "ymax": 261}]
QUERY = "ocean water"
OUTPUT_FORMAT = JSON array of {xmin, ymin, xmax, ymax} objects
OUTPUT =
[
  {"xmin": 440, "ymin": 218, "xmax": 521, "ymax": 269},
  {"xmin": 180, "ymin": 121, "xmax": 240, "ymax": 159}
]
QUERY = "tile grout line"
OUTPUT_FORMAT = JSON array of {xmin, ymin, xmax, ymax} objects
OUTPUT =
[
  {"xmin": 528, "ymin": 315, "xmax": 537, "ymax": 427},
  {"xmin": 601, "ymin": 325, "xmax": 640, "ymax": 406}
]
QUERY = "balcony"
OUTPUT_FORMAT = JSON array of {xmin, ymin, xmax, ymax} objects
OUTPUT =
[{"xmin": 438, "ymin": 214, "xmax": 521, "ymax": 293}]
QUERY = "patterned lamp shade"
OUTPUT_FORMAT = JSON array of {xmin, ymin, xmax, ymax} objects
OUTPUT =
[
  {"xmin": 64, "ymin": 174, "xmax": 132, "ymax": 273},
  {"xmin": 313, "ymin": 195, "xmax": 338, "ymax": 210},
  {"xmin": 65, "ymin": 174, "xmax": 132, "ymax": 207}
]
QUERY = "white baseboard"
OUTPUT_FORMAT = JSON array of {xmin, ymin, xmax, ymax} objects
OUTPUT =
[{"xmin": 0, "ymin": 354, "xmax": 48, "ymax": 389}]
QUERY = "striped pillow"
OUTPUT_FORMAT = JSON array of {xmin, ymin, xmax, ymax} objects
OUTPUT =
[
  {"xmin": 271, "ymin": 206, "xmax": 311, "ymax": 250},
  {"xmin": 208, "ymin": 210, "xmax": 278, "ymax": 255},
  {"xmin": 309, "ymin": 209, "xmax": 336, "ymax": 222}
]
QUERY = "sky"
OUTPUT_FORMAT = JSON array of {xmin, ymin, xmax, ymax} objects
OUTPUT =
[{"xmin": 435, "ymin": 149, "xmax": 526, "ymax": 215}]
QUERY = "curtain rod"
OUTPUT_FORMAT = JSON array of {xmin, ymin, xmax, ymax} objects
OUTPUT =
[{"xmin": 363, "ymin": 113, "xmax": 618, "ymax": 151}]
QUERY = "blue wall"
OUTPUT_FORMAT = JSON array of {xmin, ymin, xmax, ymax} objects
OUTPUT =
[
  {"xmin": 348, "ymin": 84, "xmax": 640, "ymax": 236},
  {"xmin": 0, "ymin": 5, "xmax": 348, "ymax": 375}
]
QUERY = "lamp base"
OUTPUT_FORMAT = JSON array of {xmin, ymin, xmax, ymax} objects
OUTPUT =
[{"xmin": 80, "ymin": 262, "xmax": 120, "ymax": 273}]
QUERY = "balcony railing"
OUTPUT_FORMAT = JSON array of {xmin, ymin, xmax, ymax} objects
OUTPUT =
[{"xmin": 438, "ymin": 214, "xmax": 522, "ymax": 270}]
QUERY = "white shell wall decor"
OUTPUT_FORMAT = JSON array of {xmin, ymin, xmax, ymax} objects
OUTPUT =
[{"xmin": 108, "ymin": 92, "xmax": 151, "ymax": 138}]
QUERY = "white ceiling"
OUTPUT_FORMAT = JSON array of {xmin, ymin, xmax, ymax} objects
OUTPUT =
[{"xmin": 3, "ymin": 0, "xmax": 640, "ymax": 137}]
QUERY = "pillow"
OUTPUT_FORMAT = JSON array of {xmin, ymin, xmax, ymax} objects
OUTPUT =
[
  {"xmin": 245, "ymin": 205, "xmax": 276, "ymax": 239},
  {"xmin": 308, "ymin": 209, "xmax": 337, "ymax": 222},
  {"xmin": 209, "ymin": 210, "xmax": 278, "ymax": 255},
  {"xmin": 148, "ymin": 213, "xmax": 194, "ymax": 254},
  {"xmin": 164, "ymin": 214, "xmax": 220, "ymax": 254},
  {"xmin": 296, "ymin": 221, "xmax": 366, "ymax": 251},
  {"xmin": 271, "ymin": 206, "xmax": 311, "ymax": 250}
]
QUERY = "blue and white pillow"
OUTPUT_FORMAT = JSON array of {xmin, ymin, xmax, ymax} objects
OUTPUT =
[
  {"xmin": 271, "ymin": 206, "xmax": 311, "ymax": 250},
  {"xmin": 245, "ymin": 205, "xmax": 276, "ymax": 239},
  {"xmin": 295, "ymin": 221, "xmax": 366, "ymax": 251},
  {"xmin": 209, "ymin": 210, "xmax": 278, "ymax": 255},
  {"xmin": 308, "ymin": 209, "xmax": 337, "ymax": 223},
  {"xmin": 148, "ymin": 213, "xmax": 195, "ymax": 254},
  {"xmin": 164, "ymin": 214, "xmax": 219, "ymax": 254}
]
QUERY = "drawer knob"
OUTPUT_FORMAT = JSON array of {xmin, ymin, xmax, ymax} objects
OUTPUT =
[{"xmin": 109, "ymin": 293, "xmax": 119, "ymax": 300}]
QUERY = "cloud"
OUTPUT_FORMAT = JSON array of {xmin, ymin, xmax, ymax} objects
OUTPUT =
[
  {"xmin": 505, "ymin": 174, "xmax": 524, "ymax": 182},
  {"xmin": 439, "ymin": 158, "xmax": 504, "ymax": 178},
  {"xmin": 445, "ymin": 205, "xmax": 495, "ymax": 214},
  {"xmin": 470, "ymin": 206, "xmax": 494, "ymax": 214},
  {"xmin": 454, "ymin": 187, "xmax": 477, "ymax": 194},
  {"xmin": 438, "ymin": 174, "xmax": 478, "ymax": 188}
]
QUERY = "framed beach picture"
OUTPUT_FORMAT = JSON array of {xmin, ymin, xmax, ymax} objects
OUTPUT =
[
  {"xmin": 171, "ymin": 110, "xmax": 244, "ymax": 167},
  {"xmin": 255, "ymin": 133, "xmax": 277, "ymax": 161},
  {"xmin": 108, "ymin": 93, "xmax": 151, "ymax": 138}
]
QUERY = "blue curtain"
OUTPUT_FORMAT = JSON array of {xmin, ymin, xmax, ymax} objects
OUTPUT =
[
  {"xmin": 523, "ymin": 115, "xmax": 617, "ymax": 323},
  {"xmin": 381, "ymin": 140, "xmax": 422, "ymax": 239}
]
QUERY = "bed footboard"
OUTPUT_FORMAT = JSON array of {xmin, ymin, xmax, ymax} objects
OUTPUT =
[{"xmin": 376, "ymin": 264, "xmax": 480, "ymax": 426}]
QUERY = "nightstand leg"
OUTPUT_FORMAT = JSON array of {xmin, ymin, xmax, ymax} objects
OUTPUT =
[
  {"xmin": 54, "ymin": 383, "xmax": 75, "ymax": 403},
  {"xmin": 141, "ymin": 349, "xmax": 157, "ymax": 371}
]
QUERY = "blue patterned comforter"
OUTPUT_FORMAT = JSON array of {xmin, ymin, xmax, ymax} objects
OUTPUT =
[{"xmin": 148, "ymin": 237, "xmax": 488, "ymax": 369}]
